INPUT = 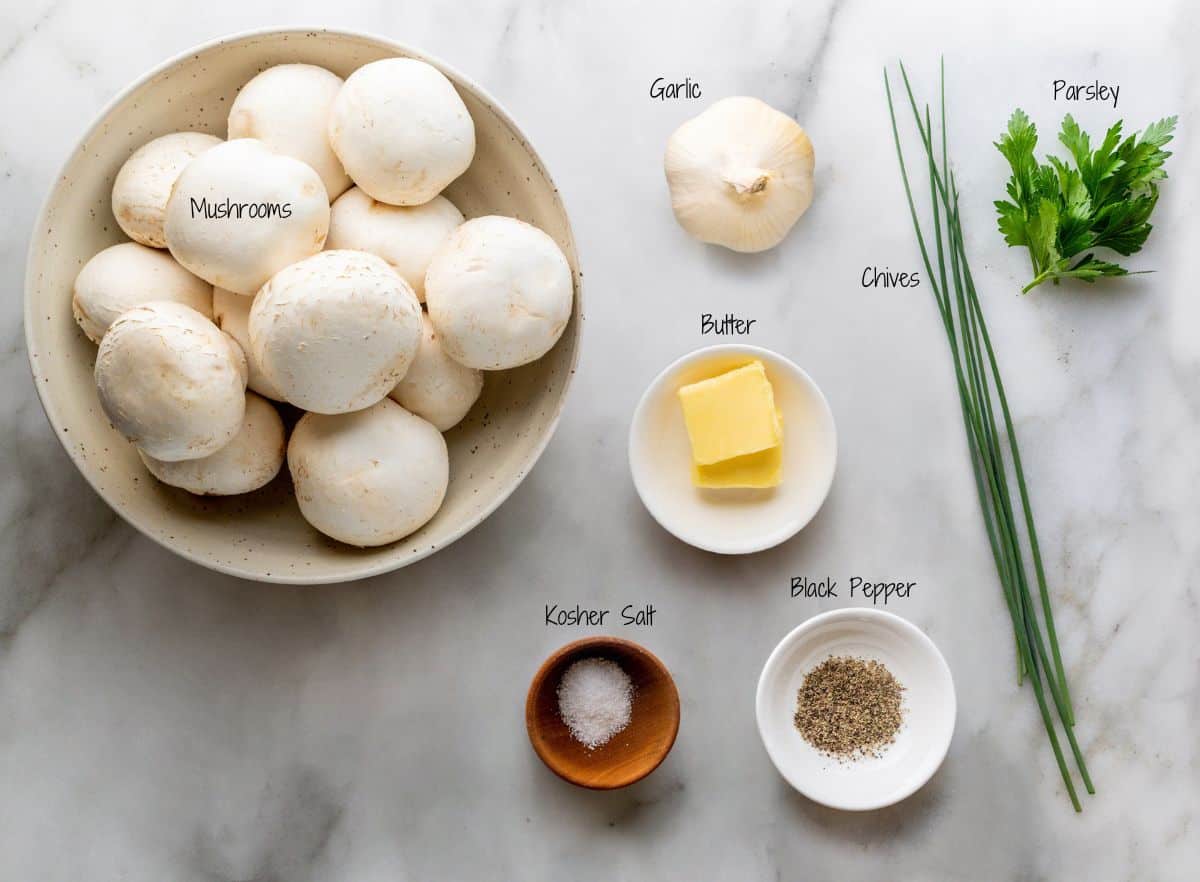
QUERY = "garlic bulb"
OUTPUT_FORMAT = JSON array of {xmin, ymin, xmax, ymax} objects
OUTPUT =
[{"xmin": 664, "ymin": 97, "xmax": 815, "ymax": 253}]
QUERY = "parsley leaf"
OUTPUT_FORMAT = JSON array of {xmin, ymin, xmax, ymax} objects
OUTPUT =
[{"xmin": 994, "ymin": 110, "xmax": 1175, "ymax": 293}]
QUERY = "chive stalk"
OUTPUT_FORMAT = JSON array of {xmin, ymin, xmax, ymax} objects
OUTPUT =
[{"xmin": 884, "ymin": 62, "xmax": 1093, "ymax": 810}]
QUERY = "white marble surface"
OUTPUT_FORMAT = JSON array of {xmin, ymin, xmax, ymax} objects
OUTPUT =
[{"xmin": 2, "ymin": 0, "xmax": 1198, "ymax": 878}]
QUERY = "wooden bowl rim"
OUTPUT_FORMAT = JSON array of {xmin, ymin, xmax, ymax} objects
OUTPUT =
[{"xmin": 525, "ymin": 636, "xmax": 680, "ymax": 790}]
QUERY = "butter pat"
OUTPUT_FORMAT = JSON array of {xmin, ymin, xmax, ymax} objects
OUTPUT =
[
  {"xmin": 693, "ymin": 444, "xmax": 782, "ymax": 488},
  {"xmin": 677, "ymin": 360, "xmax": 783, "ymax": 489}
]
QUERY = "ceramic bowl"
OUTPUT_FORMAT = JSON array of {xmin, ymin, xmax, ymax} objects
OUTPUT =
[
  {"xmin": 526, "ymin": 636, "xmax": 680, "ymax": 790},
  {"xmin": 24, "ymin": 28, "xmax": 582, "ymax": 584},
  {"xmin": 755, "ymin": 608, "xmax": 956, "ymax": 811},
  {"xmin": 628, "ymin": 344, "xmax": 836, "ymax": 554}
]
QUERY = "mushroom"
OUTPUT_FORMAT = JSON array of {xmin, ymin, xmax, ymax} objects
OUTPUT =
[
  {"xmin": 227, "ymin": 63, "xmax": 351, "ymax": 201},
  {"xmin": 139, "ymin": 392, "xmax": 285, "ymax": 495},
  {"xmin": 111, "ymin": 131, "xmax": 222, "ymax": 248},
  {"xmin": 163, "ymin": 138, "xmax": 329, "ymax": 295},
  {"xmin": 212, "ymin": 287, "xmax": 284, "ymax": 401},
  {"xmin": 288, "ymin": 398, "xmax": 448, "ymax": 546},
  {"xmin": 223, "ymin": 330, "xmax": 250, "ymax": 386},
  {"xmin": 328, "ymin": 58, "xmax": 475, "ymax": 206},
  {"xmin": 326, "ymin": 187, "xmax": 463, "ymax": 301},
  {"xmin": 389, "ymin": 312, "xmax": 483, "ymax": 431},
  {"xmin": 248, "ymin": 250, "xmax": 422, "ymax": 414},
  {"xmin": 72, "ymin": 242, "xmax": 212, "ymax": 344},
  {"xmin": 664, "ymin": 96, "xmax": 815, "ymax": 253},
  {"xmin": 95, "ymin": 301, "xmax": 246, "ymax": 462},
  {"xmin": 425, "ymin": 216, "xmax": 573, "ymax": 370}
]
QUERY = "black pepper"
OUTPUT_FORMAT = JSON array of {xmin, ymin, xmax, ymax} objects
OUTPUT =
[{"xmin": 793, "ymin": 655, "xmax": 905, "ymax": 760}]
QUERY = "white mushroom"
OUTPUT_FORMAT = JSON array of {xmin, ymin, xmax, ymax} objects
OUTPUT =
[
  {"xmin": 424, "ymin": 216, "xmax": 573, "ymax": 370},
  {"xmin": 111, "ymin": 131, "xmax": 222, "ymax": 248},
  {"xmin": 288, "ymin": 399, "xmax": 448, "ymax": 546},
  {"xmin": 95, "ymin": 301, "xmax": 246, "ymax": 462},
  {"xmin": 139, "ymin": 392, "xmax": 285, "ymax": 495},
  {"xmin": 212, "ymin": 287, "xmax": 284, "ymax": 400},
  {"xmin": 326, "ymin": 187, "xmax": 463, "ymax": 301},
  {"xmin": 223, "ymin": 330, "xmax": 249, "ymax": 386},
  {"xmin": 389, "ymin": 312, "xmax": 483, "ymax": 431},
  {"xmin": 72, "ymin": 242, "xmax": 212, "ymax": 344},
  {"xmin": 163, "ymin": 139, "xmax": 329, "ymax": 295},
  {"xmin": 227, "ymin": 63, "xmax": 351, "ymax": 201},
  {"xmin": 328, "ymin": 58, "xmax": 475, "ymax": 206},
  {"xmin": 249, "ymin": 250, "xmax": 422, "ymax": 414}
]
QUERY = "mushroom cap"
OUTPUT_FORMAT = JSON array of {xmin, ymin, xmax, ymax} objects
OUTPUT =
[
  {"xmin": 326, "ymin": 187, "xmax": 463, "ymax": 301},
  {"xmin": 228, "ymin": 63, "xmax": 351, "ymax": 201},
  {"xmin": 95, "ymin": 301, "xmax": 247, "ymax": 462},
  {"xmin": 222, "ymin": 330, "xmax": 249, "ymax": 386},
  {"xmin": 248, "ymin": 250, "xmax": 422, "ymax": 414},
  {"xmin": 163, "ymin": 138, "xmax": 330, "ymax": 295},
  {"xmin": 328, "ymin": 58, "xmax": 475, "ymax": 206},
  {"xmin": 212, "ymin": 287, "xmax": 284, "ymax": 401},
  {"xmin": 112, "ymin": 131, "xmax": 222, "ymax": 248},
  {"xmin": 425, "ymin": 216, "xmax": 573, "ymax": 370},
  {"xmin": 288, "ymin": 399, "xmax": 448, "ymax": 546},
  {"xmin": 389, "ymin": 312, "xmax": 483, "ymax": 431},
  {"xmin": 139, "ymin": 392, "xmax": 284, "ymax": 495},
  {"xmin": 72, "ymin": 242, "xmax": 212, "ymax": 344}
]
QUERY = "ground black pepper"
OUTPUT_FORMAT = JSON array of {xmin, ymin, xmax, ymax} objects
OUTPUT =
[{"xmin": 793, "ymin": 655, "xmax": 905, "ymax": 760}]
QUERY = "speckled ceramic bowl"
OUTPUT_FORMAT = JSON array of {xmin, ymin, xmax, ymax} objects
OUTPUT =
[{"xmin": 24, "ymin": 28, "xmax": 582, "ymax": 584}]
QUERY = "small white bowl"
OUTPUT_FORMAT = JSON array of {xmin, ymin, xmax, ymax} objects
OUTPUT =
[
  {"xmin": 628, "ymin": 344, "xmax": 836, "ymax": 554},
  {"xmin": 756, "ymin": 608, "xmax": 956, "ymax": 811}
]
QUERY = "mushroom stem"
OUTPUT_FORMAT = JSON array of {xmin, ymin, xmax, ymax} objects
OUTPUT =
[{"xmin": 723, "ymin": 167, "xmax": 771, "ymax": 198}]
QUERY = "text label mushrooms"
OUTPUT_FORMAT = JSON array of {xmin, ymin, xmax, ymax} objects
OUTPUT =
[
  {"xmin": 112, "ymin": 131, "xmax": 222, "ymax": 248},
  {"xmin": 163, "ymin": 138, "xmax": 330, "ymax": 295},
  {"xmin": 288, "ymin": 399, "xmax": 449, "ymax": 546},
  {"xmin": 95, "ymin": 301, "xmax": 247, "ymax": 462},
  {"xmin": 72, "ymin": 242, "xmax": 212, "ymax": 344},
  {"xmin": 228, "ymin": 63, "xmax": 351, "ymax": 202},
  {"xmin": 425, "ymin": 216, "xmax": 573, "ymax": 370},
  {"xmin": 329, "ymin": 58, "xmax": 476, "ymax": 206},
  {"xmin": 139, "ymin": 392, "xmax": 285, "ymax": 495},
  {"xmin": 326, "ymin": 187, "xmax": 463, "ymax": 302},
  {"xmin": 390, "ymin": 312, "xmax": 483, "ymax": 431},
  {"xmin": 249, "ymin": 250, "xmax": 422, "ymax": 414}
]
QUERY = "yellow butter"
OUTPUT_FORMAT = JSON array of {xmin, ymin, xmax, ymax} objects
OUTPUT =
[
  {"xmin": 692, "ymin": 444, "xmax": 783, "ymax": 488},
  {"xmin": 677, "ymin": 360, "xmax": 782, "ymax": 466}
]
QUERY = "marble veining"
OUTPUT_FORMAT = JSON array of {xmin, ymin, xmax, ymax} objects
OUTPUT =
[{"xmin": 2, "ymin": 0, "xmax": 1197, "ymax": 879}]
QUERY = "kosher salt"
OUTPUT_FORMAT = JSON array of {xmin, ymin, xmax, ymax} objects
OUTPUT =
[{"xmin": 556, "ymin": 657, "xmax": 634, "ymax": 749}]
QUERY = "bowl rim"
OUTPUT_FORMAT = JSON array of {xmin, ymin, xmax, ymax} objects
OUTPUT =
[
  {"xmin": 23, "ymin": 26, "xmax": 584, "ymax": 585},
  {"xmin": 525, "ymin": 635, "xmax": 681, "ymax": 790},
  {"xmin": 754, "ymin": 607, "xmax": 957, "ymax": 811},
  {"xmin": 627, "ymin": 343, "xmax": 838, "ymax": 555}
]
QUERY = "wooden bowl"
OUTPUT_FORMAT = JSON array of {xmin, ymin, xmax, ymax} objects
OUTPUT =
[
  {"xmin": 525, "ymin": 636, "xmax": 680, "ymax": 790},
  {"xmin": 24, "ymin": 28, "xmax": 582, "ymax": 584}
]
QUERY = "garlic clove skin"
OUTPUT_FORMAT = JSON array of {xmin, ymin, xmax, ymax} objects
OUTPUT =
[{"xmin": 664, "ymin": 96, "xmax": 815, "ymax": 253}]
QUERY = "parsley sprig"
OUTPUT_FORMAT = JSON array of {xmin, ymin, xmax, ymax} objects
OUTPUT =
[{"xmin": 994, "ymin": 110, "xmax": 1176, "ymax": 293}]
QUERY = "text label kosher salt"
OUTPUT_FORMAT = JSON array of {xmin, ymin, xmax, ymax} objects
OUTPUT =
[
  {"xmin": 545, "ymin": 603, "xmax": 657, "ymax": 627},
  {"xmin": 1053, "ymin": 79, "xmax": 1119, "ymax": 108},
  {"xmin": 189, "ymin": 197, "xmax": 294, "ymax": 220},
  {"xmin": 790, "ymin": 576, "xmax": 915, "ymax": 606}
]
